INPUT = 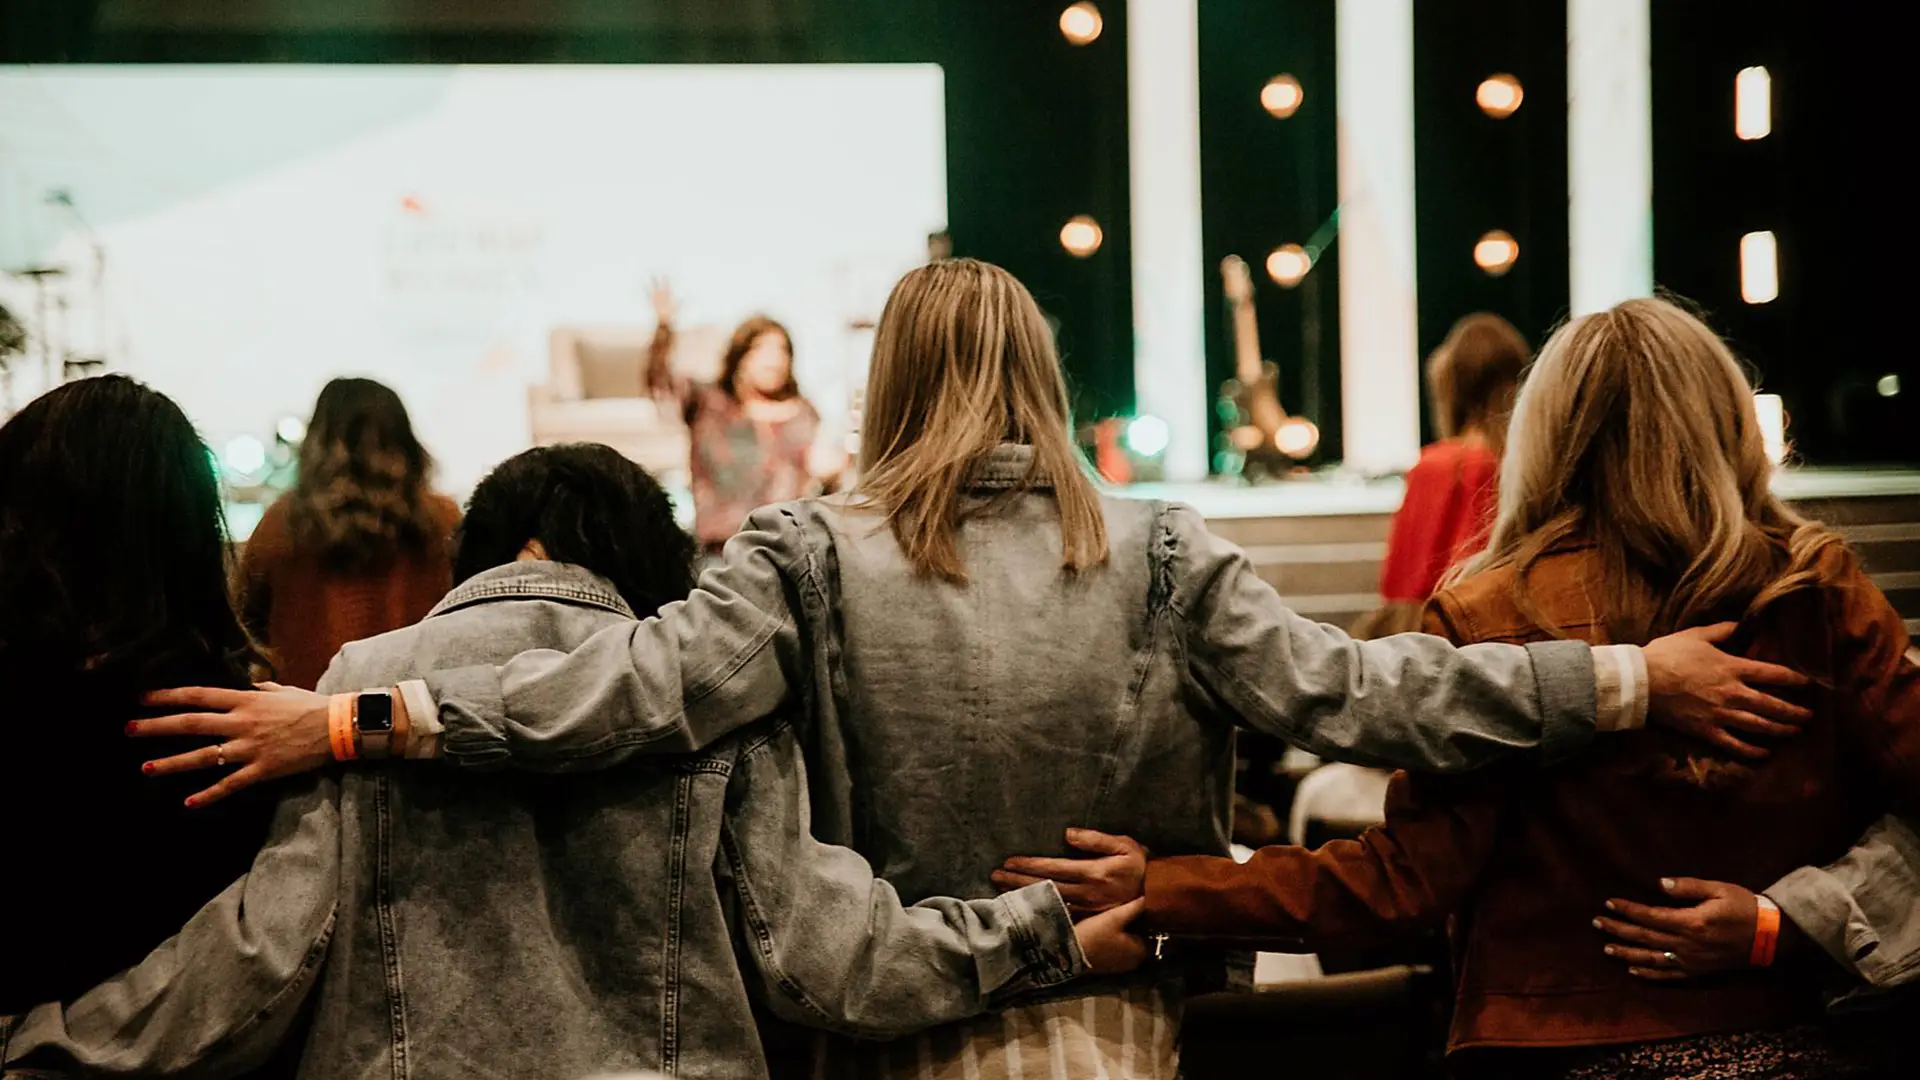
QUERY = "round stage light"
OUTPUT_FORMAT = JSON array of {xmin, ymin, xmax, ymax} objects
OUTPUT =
[
  {"xmin": 1474, "ymin": 230, "xmax": 1520, "ymax": 276},
  {"xmin": 276, "ymin": 415, "xmax": 307, "ymax": 444},
  {"xmin": 1275, "ymin": 417, "xmax": 1320, "ymax": 459},
  {"xmin": 224, "ymin": 434, "xmax": 267, "ymax": 477},
  {"xmin": 1060, "ymin": 3, "xmax": 1103, "ymax": 46},
  {"xmin": 1261, "ymin": 75, "xmax": 1304, "ymax": 119},
  {"xmin": 1266, "ymin": 244, "xmax": 1311, "ymax": 288},
  {"xmin": 1126, "ymin": 415, "xmax": 1171, "ymax": 458},
  {"xmin": 1476, "ymin": 74, "xmax": 1524, "ymax": 119},
  {"xmin": 1879, "ymin": 373, "xmax": 1902, "ymax": 397},
  {"xmin": 1060, "ymin": 215, "xmax": 1104, "ymax": 258}
]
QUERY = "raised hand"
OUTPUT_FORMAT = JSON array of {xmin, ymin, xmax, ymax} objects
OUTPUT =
[
  {"xmin": 649, "ymin": 276, "xmax": 678, "ymax": 327},
  {"xmin": 993, "ymin": 828, "xmax": 1146, "ymax": 914},
  {"xmin": 1642, "ymin": 622, "xmax": 1811, "ymax": 759}
]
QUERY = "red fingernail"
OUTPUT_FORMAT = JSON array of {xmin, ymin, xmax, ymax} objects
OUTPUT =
[
  {"xmin": 142, "ymin": 762, "xmax": 155, "ymax": 775},
  {"xmin": 125, "ymin": 721, "xmax": 139, "ymax": 735},
  {"xmin": 183, "ymin": 795, "xmax": 199, "ymax": 808}
]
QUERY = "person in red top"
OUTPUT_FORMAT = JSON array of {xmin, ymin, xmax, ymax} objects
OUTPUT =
[{"xmin": 1358, "ymin": 313, "xmax": 1529, "ymax": 637}]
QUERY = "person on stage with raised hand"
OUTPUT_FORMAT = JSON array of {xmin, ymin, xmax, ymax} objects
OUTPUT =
[
  {"xmin": 129, "ymin": 262, "xmax": 1810, "ymax": 1080},
  {"xmin": 644, "ymin": 278, "xmax": 846, "ymax": 557}
]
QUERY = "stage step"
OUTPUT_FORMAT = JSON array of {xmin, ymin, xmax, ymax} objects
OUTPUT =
[{"xmin": 1197, "ymin": 490, "xmax": 1920, "ymax": 633}]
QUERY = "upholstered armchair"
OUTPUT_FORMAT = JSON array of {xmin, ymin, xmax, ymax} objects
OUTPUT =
[{"xmin": 527, "ymin": 323, "xmax": 726, "ymax": 484}]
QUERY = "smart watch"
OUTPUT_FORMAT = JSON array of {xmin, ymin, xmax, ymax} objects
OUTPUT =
[{"xmin": 354, "ymin": 690, "xmax": 395, "ymax": 759}]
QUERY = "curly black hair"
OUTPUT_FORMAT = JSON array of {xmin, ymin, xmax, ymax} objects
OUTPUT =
[{"xmin": 454, "ymin": 443, "xmax": 697, "ymax": 617}]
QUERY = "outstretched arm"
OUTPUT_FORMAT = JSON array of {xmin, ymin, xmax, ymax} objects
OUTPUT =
[
  {"xmin": 1165, "ymin": 503, "xmax": 1809, "ymax": 772},
  {"xmin": 1141, "ymin": 772, "xmax": 1505, "ymax": 950},
  {"xmin": 131, "ymin": 506, "xmax": 815, "ymax": 804},
  {"xmin": 719, "ymin": 723, "xmax": 1122, "ymax": 1037},
  {"xmin": 2, "ymin": 780, "xmax": 340, "ymax": 1077}
]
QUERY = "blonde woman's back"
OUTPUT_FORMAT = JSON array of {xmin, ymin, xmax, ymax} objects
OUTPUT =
[{"xmin": 788, "ymin": 450, "xmax": 1232, "ymax": 1077}]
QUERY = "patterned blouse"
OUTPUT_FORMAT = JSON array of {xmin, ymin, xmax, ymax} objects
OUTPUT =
[{"xmin": 646, "ymin": 324, "xmax": 822, "ymax": 548}]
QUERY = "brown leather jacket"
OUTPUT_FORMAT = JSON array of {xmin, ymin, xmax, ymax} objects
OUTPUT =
[{"xmin": 1145, "ymin": 542, "xmax": 1920, "ymax": 1052}]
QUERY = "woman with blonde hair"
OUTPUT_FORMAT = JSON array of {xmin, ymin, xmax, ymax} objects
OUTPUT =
[
  {"xmin": 137, "ymin": 268, "xmax": 1807, "ymax": 1079},
  {"xmin": 1041, "ymin": 297, "xmax": 1916, "ymax": 1078}
]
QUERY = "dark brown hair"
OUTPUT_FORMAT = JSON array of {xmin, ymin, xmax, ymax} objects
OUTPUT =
[
  {"xmin": 287, "ymin": 377, "xmax": 442, "ymax": 571},
  {"xmin": 716, "ymin": 316, "xmax": 799, "ymax": 403},
  {"xmin": 1427, "ymin": 313, "xmax": 1530, "ymax": 453},
  {"xmin": 0, "ymin": 375, "xmax": 263, "ymax": 690}
]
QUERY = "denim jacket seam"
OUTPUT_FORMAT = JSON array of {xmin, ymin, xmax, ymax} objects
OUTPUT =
[
  {"xmin": 716, "ymin": 818, "xmax": 845, "ymax": 1031},
  {"xmin": 195, "ymin": 907, "xmax": 339, "ymax": 1067}
]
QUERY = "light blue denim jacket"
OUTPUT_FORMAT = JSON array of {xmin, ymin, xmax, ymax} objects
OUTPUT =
[
  {"xmin": 409, "ymin": 448, "xmax": 1611, "ymax": 979},
  {"xmin": 2, "ymin": 561, "xmax": 1083, "ymax": 1080}
]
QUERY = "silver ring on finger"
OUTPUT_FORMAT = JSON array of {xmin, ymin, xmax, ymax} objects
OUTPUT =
[
  {"xmin": 216, "ymin": 743, "xmax": 228, "ymax": 767},
  {"xmin": 1662, "ymin": 951, "xmax": 1679, "ymax": 966}
]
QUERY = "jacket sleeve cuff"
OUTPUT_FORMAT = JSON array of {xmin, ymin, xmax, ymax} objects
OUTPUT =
[
  {"xmin": 998, "ymin": 881, "xmax": 1086, "ymax": 989},
  {"xmin": 1523, "ymin": 639, "xmax": 1601, "ymax": 763},
  {"xmin": 419, "ymin": 665, "xmax": 510, "ymax": 768},
  {"xmin": 396, "ymin": 680, "xmax": 443, "ymax": 759},
  {"xmin": 1767, "ymin": 864, "xmax": 1914, "ymax": 989},
  {"xmin": 1589, "ymin": 645, "xmax": 1650, "ymax": 733}
]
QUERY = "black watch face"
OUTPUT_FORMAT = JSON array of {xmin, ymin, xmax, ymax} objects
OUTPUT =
[{"xmin": 357, "ymin": 694, "xmax": 394, "ymax": 733}]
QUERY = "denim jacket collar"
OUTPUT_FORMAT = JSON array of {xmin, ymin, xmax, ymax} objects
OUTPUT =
[
  {"xmin": 428, "ymin": 561, "xmax": 635, "ymax": 621},
  {"xmin": 966, "ymin": 443, "xmax": 1052, "ymax": 492}
]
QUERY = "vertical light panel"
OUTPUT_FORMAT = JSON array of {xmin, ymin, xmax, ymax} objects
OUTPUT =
[
  {"xmin": 1128, "ymin": 0, "xmax": 1209, "ymax": 481},
  {"xmin": 1735, "ymin": 66, "xmax": 1772, "ymax": 141},
  {"xmin": 1740, "ymin": 230, "xmax": 1779, "ymax": 304},
  {"xmin": 1336, "ymin": 0, "xmax": 1421, "ymax": 472},
  {"xmin": 1568, "ymin": 0, "xmax": 1653, "ymax": 314}
]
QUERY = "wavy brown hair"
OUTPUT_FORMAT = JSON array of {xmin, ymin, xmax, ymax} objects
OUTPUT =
[
  {"xmin": 287, "ymin": 377, "xmax": 441, "ymax": 571},
  {"xmin": 857, "ymin": 258, "xmax": 1107, "ymax": 582}
]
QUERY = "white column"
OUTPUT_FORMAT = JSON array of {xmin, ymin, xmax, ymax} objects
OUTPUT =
[
  {"xmin": 1127, "ymin": 0, "xmax": 1208, "ymax": 481},
  {"xmin": 1567, "ymin": 0, "xmax": 1653, "ymax": 314},
  {"xmin": 1335, "ymin": 0, "xmax": 1421, "ymax": 473}
]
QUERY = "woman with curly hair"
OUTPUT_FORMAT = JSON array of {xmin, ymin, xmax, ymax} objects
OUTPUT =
[{"xmin": 237, "ymin": 377, "xmax": 460, "ymax": 688}]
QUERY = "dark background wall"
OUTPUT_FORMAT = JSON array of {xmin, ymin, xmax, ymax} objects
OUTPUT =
[
  {"xmin": 1651, "ymin": 0, "xmax": 1916, "ymax": 465},
  {"xmin": 1412, "ymin": 0, "xmax": 1568, "ymax": 444},
  {"xmin": 1198, "ymin": 0, "xmax": 1341, "ymax": 465},
  {"xmin": 0, "ymin": 0, "xmax": 1137, "ymax": 422}
]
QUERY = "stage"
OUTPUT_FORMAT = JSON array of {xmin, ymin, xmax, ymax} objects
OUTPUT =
[{"xmin": 1117, "ymin": 466, "xmax": 1920, "ymax": 634}]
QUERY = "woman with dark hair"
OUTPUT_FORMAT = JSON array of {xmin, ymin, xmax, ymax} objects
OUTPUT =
[
  {"xmin": 645, "ymin": 279, "xmax": 845, "ymax": 554},
  {"xmin": 237, "ymin": 377, "xmax": 460, "ymax": 688},
  {"xmin": 453, "ymin": 442, "xmax": 698, "ymax": 613},
  {"xmin": 0, "ymin": 375, "xmax": 287, "ymax": 1073}
]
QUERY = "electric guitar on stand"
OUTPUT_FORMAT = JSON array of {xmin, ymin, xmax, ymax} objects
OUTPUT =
[{"xmin": 1218, "ymin": 254, "xmax": 1318, "ymax": 480}]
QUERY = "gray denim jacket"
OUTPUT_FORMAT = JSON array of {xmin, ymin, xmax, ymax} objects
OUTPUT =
[
  {"xmin": 415, "ymin": 446, "xmax": 1606, "ymax": 939},
  {"xmin": 2, "ymin": 562, "xmax": 1082, "ymax": 1080}
]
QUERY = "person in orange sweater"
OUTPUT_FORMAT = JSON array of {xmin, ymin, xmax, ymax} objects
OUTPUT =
[
  {"xmin": 237, "ymin": 378, "xmax": 460, "ymax": 689},
  {"xmin": 1003, "ymin": 298, "xmax": 1915, "ymax": 1079},
  {"xmin": 1355, "ymin": 313, "xmax": 1529, "ymax": 638}
]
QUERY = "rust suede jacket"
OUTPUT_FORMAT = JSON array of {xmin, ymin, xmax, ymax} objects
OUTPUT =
[{"xmin": 1145, "ymin": 543, "xmax": 1920, "ymax": 1052}]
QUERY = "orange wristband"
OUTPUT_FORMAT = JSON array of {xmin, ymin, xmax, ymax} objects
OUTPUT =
[
  {"xmin": 1750, "ymin": 895, "xmax": 1781, "ymax": 967},
  {"xmin": 328, "ymin": 693, "xmax": 359, "ymax": 762}
]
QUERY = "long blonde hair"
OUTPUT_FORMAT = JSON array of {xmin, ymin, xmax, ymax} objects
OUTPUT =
[
  {"xmin": 1455, "ymin": 296, "xmax": 1844, "ymax": 643},
  {"xmin": 857, "ymin": 258, "xmax": 1108, "ymax": 582}
]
